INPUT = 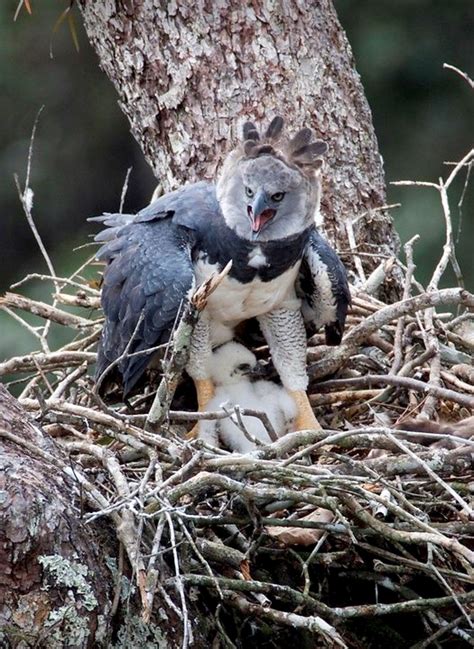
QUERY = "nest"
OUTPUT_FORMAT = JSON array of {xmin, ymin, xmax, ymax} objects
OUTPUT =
[
  {"xmin": 1, "ymin": 115, "xmax": 473, "ymax": 649},
  {"xmin": 1, "ymin": 248, "xmax": 473, "ymax": 648}
]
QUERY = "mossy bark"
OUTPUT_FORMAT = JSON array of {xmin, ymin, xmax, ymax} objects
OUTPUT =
[{"xmin": 0, "ymin": 386, "xmax": 114, "ymax": 647}]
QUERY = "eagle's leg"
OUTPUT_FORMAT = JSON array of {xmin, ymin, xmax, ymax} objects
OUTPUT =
[
  {"xmin": 186, "ymin": 315, "xmax": 214, "ymax": 438},
  {"xmin": 258, "ymin": 308, "xmax": 321, "ymax": 431},
  {"xmin": 194, "ymin": 378, "xmax": 215, "ymax": 411},
  {"xmin": 288, "ymin": 389, "xmax": 322, "ymax": 431}
]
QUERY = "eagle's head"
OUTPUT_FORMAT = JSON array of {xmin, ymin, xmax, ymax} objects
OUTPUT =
[
  {"xmin": 207, "ymin": 341, "xmax": 257, "ymax": 386},
  {"xmin": 216, "ymin": 117, "xmax": 327, "ymax": 242}
]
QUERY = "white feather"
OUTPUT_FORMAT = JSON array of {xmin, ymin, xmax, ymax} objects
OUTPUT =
[
  {"xmin": 247, "ymin": 246, "xmax": 268, "ymax": 269},
  {"xmin": 198, "ymin": 342, "xmax": 297, "ymax": 452},
  {"xmin": 194, "ymin": 257, "xmax": 301, "ymax": 334}
]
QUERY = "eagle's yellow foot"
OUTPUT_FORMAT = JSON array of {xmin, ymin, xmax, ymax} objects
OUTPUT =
[
  {"xmin": 186, "ymin": 378, "xmax": 215, "ymax": 439},
  {"xmin": 290, "ymin": 390, "xmax": 322, "ymax": 431}
]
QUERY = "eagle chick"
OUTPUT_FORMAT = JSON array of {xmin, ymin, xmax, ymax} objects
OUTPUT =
[{"xmin": 198, "ymin": 342, "xmax": 297, "ymax": 453}]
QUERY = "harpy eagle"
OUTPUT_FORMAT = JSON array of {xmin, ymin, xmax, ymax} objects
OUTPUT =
[{"xmin": 91, "ymin": 117, "xmax": 350, "ymax": 430}]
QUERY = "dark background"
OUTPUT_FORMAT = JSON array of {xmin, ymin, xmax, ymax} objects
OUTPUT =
[{"xmin": 1, "ymin": 1, "xmax": 473, "ymax": 360}]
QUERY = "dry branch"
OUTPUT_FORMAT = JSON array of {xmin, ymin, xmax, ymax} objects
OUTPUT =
[
  {"xmin": 1, "ymin": 291, "xmax": 98, "ymax": 329},
  {"xmin": 310, "ymin": 287, "xmax": 474, "ymax": 380}
]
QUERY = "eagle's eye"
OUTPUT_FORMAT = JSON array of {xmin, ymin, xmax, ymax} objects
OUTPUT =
[
  {"xmin": 271, "ymin": 192, "xmax": 285, "ymax": 202},
  {"xmin": 237, "ymin": 363, "xmax": 251, "ymax": 372},
  {"xmin": 245, "ymin": 186, "xmax": 254, "ymax": 198}
]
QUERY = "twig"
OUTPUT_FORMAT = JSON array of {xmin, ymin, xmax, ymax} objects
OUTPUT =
[
  {"xmin": 443, "ymin": 63, "xmax": 474, "ymax": 90},
  {"xmin": 119, "ymin": 167, "xmax": 133, "ymax": 213},
  {"xmin": 391, "ymin": 236, "xmax": 419, "ymax": 374},
  {"xmin": 0, "ymin": 292, "xmax": 97, "ymax": 329},
  {"xmin": 309, "ymin": 287, "xmax": 474, "ymax": 380},
  {"xmin": 358, "ymin": 257, "xmax": 396, "ymax": 297},
  {"xmin": 50, "ymin": 364, "xmax": 88, "ymax": 399},
  {"xmin": 226, "ymin": 403, "xmax": 264, "ymax": 446},
  {"xmin": 380, "ymin": 430, "xmax": 472, "ymax": 518},
  {"xmin": 411, "ymin": 614, "xmax": 473, "ymax": 649},
  {"xmin": 0, "ymin": 306, "xmax": 46, "ymax": 350},
  {"xmin": 14, "ymin": 107, "xmax": 59, "ymax": 297},
  {"xmin": 227, "ymin": 592, "xmax": 347, "ymax": 646},
  {"xmin": 428, "ymin": 561, "xmax": 473, "ymax": 628},
  {"xmin": 456, "ymin": 159, "xmax": 472, "ymax": 245},
  {"xmin": 165, "ymin": 511, "xmax": 191, "ymax": 649},
  {"xmin": 10, "ymin": 273, "xmax": 100, "ymax": 295},
  {"xmin": 345, "ymin": 217, "xmax": 366, "ymax": 282},
  {"xmin": 0, "ymin": 350, "xmax": 96, "ymax": 376},
  {"xmin": 338, "ymin": 491, "xmax": 474, "ymax": 565},
  {"xmin": 314, "ymin": 373, "xmax": 474, "ymax": 410}
]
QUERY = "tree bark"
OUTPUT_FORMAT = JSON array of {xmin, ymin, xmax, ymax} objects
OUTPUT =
[
  {"xmin": 0, "ymin": 386, "xmax": 114, "ymax": 647},
  {"xmin": 79, "ymin": 0, "xmax": 399, "ymax": 283}
]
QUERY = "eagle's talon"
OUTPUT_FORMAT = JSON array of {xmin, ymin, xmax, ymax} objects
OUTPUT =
[{"xmin": 290, "ymin": 390, "xmax": 322, "ymax": 431}]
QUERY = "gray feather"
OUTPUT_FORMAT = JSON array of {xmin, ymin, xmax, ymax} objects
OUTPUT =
[
  {"xmin": 265, "ymin": 116, "xmax": 284, "ymax": 141},
  {"xmin": 242, "ymin": 121, "xmax": 260, "ymax": 141},
  {"xmin": 91, "ymin": 183, "xmax": 219, "ymax": 395},
  {"xmin": 288, "ymin": 127, "xmax": 313, "ymax": 154},
  {"xmin": 293, "ymin": 140, "xmax": 328, "ymax": 161}
]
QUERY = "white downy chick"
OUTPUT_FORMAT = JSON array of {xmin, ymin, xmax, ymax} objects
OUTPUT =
[{"xmin": 198, "ymin": 341, "xmax": 297, "ymax": 452}]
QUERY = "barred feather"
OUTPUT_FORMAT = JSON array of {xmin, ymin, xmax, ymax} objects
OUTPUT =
[
  {"xmin": 293, "ymin": 140, "xmax": 328, "ymax": 159},
  {"xmin": 288, "ymin": 127, "xmax": 313, "ymax": 154},
  {"xmin": 242, "ymin": 121, "xmax": 260, "ymax": 141}
]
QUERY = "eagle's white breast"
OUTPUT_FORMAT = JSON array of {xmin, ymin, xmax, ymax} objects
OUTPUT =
[{"xmin": 194, "ymin": 255, "xmax": 301, "ymax": 344}]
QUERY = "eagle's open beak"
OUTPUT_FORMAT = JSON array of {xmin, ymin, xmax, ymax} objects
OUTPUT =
[{"xmin": 247, "ymin": 190, "xmax": 276, "ymax": 238}]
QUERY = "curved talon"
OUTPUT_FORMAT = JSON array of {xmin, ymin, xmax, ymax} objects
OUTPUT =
[
  {"xmin": 186, "ymin": 378, "xmax": 215, "ymax": 439},
  {"xmin": 290, "ymin": 390, "xmax": 322, "ymax": 431}
]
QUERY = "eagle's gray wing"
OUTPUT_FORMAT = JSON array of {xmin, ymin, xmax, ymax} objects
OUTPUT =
[
  {"xmin": 90, "ymin": 181, "xmax": 215, "ymax": 395},
  {"xmin": 297, "ymin": 230, "xmax": 351, "ymax": 345}
]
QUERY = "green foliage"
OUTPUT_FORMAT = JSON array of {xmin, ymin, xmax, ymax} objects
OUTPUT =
[{"xmin": 337, "ymin": 1, "xmax": 474, "ymax": 288}]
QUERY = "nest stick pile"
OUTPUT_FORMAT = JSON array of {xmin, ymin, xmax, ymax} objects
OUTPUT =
[{"xmin": 1, "ymin": 246, "xmax": 473, "ymax": 647}]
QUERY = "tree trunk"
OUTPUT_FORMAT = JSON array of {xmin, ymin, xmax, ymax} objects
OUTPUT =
[
  {"xmin": 0, "ymin": 385, "xmax": 203, "ymax": 647},
  {"xmin": 79, "ymin": 0, "xmax": 399, "ymax": 285},
  {"xmin": 0, "ymin": 386, "xmax": 115, "ymax": 647}
]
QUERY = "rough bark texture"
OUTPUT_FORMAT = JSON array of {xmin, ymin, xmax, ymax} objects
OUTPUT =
[
  {"xmin": 0, "ymin": 386, "xmax": 211, "ymax": 648},
  {"xmin": 0, "ymin": 386, "xmax": 113, "ymax": 648},
  {"xmin": 79, "ymin": 0, "xmax": 400, "ymax": 284}
]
